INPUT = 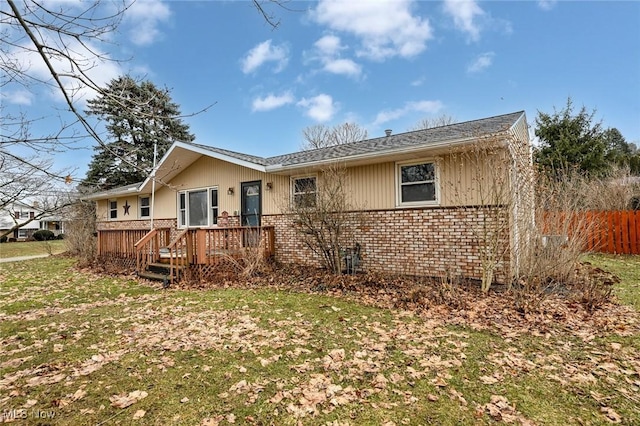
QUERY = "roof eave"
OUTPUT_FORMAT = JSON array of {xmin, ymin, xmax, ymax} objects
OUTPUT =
[{"xmin": 266, "ymin": 134, "xmax": 491, "ymax": 173}]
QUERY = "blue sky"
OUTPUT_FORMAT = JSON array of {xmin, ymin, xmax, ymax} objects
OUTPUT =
[{"xmin": 3, "ymin": 0, "xmax": 640, "ymax": 182}]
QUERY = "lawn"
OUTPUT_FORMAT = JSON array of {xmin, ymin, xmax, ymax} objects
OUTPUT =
[
  {"xmin": 0, "ymin": 256, "xmax": 638, "ymax": 425},
  {"xmin": 0, "ymin": 240, "xmax": 66, "ymax": 259},
  {"xmin": 585, "ymin": 253, "xmax": 640, "ymax": 311}
]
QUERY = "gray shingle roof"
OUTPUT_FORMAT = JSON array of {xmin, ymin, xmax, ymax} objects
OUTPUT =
[
  {"xmin": 88, "ymin": 110, "xmax": 526, "ymax": 198},
  {"xmin": 187, "ymin": 110, "xmax": 525, "ymax": 169}
]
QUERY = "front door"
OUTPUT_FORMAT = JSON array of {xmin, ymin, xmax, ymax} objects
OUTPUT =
[{"xmin": 241, "ymin": 181, "xmax": 261, "ymax": 227}]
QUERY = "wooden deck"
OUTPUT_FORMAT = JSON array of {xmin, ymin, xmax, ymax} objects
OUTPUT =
[{"xmin": 97, "ymin": 226, "xmax": 275, "ymax": 283}]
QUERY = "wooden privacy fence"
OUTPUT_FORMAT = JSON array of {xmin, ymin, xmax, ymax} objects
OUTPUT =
[{"xmin": 543, "ymin": 210, "xmax": 640, "ymax": 255}]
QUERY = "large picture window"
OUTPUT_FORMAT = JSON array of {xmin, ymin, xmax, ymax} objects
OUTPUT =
[
  {"xmin": 178, "ymin": 187, "xmax": 219, "ymax": 228},
  {"xmin": 397, "ymin": 161, "xmax": 437, "ymax": 205},
  {"xmin": 292, "ymin": 176, "xmax": 317, "ymax": 208}
]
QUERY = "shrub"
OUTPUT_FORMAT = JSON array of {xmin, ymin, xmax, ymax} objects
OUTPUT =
[
  {"xmin": 0, "ymin": 236, "xmax": 7, "ymax": 243},
  {"xmin": 56, "ymin": 233, "xmax": 65, "ymax": 240},
  {"xmin": 33, "ymin": 230, "xmax": 55, "ymax": 241}
]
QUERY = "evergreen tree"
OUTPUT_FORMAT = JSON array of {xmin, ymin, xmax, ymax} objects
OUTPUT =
[
  {"xmin": 534, "ymin": 98, "xmax": 609, "ymax": 177},
  {"xmin": 83, "ymin": 76, "xmax": 194, "ymax": 190}
]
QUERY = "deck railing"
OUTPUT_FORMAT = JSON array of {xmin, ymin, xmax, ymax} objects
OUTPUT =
[
  {"xmin": 134, "ymin": 228, "xmax": 171, "ymax": 274},
  {"xmin": 98, "ymin": 226, "xmax": 276, "ymax": 283},
  {"xmin": 167, "ymin": 229, "xmax": 191, "ymax": 284},
  {"xmin": 190, "ymin": 226, "xmax": 275, "ymax": 265},
  {"xmin": 97, "ymin": 229, "xmax": 149, "ymax": 258}
]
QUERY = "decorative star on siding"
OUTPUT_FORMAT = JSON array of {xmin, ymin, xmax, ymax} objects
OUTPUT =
[{"xmin": 123, "ymin": 201, "xmax": 131, "ymax": 215}]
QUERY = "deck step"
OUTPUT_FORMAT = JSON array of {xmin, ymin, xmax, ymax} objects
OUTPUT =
[
  {"xmin": 148, "ymin": 262, "xmax": 183, "ymax": 270},
  {"xmin": 138, "ymin": 271, "xmax": 169, "ymax": 282}
]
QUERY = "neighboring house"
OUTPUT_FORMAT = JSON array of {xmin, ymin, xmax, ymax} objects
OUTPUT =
[
  {"xmin": 87, "ymin": 111, "xmax": 533, "ymax": 284},
  {"xmin": 0, "ymin": 201, "xmax": 66, "ymax": 240}
]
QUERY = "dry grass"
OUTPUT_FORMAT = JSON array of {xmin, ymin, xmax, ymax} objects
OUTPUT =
[{"xmin": 3, "ymin": 257, "xmax": 639, "ymax": 425}]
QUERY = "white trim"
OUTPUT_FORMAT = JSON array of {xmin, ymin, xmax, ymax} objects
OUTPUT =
[
  {"xmin": 395, "ymin": 158, "xmax": 440, "ymax": 207},
  {"xmin": 139, "ymin": 142, "xmax": 267, "ymax": 193},
  {"xmin": 108, "ymin": 199, "xmax": 118, "ymax": 220},
  {"xmin": 177, "ymin": 186, "xmax": 220, "ymax": 229},
  {"xmin": 139, "ymin": 195, "xmax": 150, "ymax": 219},
  {"xmin": 290, "ymin": 174, "xmax": 318, "ymax": 208}
]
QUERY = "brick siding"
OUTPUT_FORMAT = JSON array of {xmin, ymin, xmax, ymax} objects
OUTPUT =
[
  {"xmin": 262, "ymin": 206, "xmax": 511, "ymax": 282},
  {"xmin": 97, "ymin": 208, "xmax": 511, "ymax": 282}
]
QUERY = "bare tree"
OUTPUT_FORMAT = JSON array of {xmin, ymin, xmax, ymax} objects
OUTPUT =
[
  {"xmin": 287, "ymin": 164, "xmax": 359, "ymax": 274},
  {"xmin": 410, "ymin": 114, "xmax": 457, "ymax": 131},
  {"xmin": 2, "ymin": 0, "xmax": 286, "ymax": 237},
  {"xmin": 301, "ymin": 123, "xmax": 368, "ymax": 150}
]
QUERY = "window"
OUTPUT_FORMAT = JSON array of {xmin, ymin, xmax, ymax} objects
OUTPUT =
[
  {"xmin": 18, "ymin": 229, "xmax": 28, "ymax": 239},
  {"xmin": 397, "ymin": 161, "xmax": 437, "ymax": 205},
  {"xmin": 29, "ymin": 211, "xmax": 35, "ymax": 219},
  {"xmin": 109, "ymin": 200, "xmax": 118, "ymax": 219},
  {"xmin": 14, "ymin": 211, "xmax": 20, "ymax": 220},
  {"xmin": 210, "ymin": 188, "xmax": 219, "ymax": 225},
  {"xmin": 178, "ymin": 187, "xmax": 218, "ymax": 228},
  {"xmin": 292, "ymin": 176, "xmax": 317, "ymax": 208},
  {"xmin": 188, "ymin": 190, "xmax": 207, "ymax": 227},
  {"xmin": 179, "ymin": 193, "xmax": 187, "ymax": 227},
  {"xmin": 139, "ymin": 196, "xmax": 150, "ymax": 218}
]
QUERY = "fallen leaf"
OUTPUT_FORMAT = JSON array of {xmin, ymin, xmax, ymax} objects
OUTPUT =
[
  {"xmin": 133, "ymin": 409, "xmax": 146, "ymax": 419},
  {"xmin": 480, "ymin": 375, "xmax": 499, "ymax": 385},
  {"xmin": 110, "ymin": 390, "xmax": 148, "ymax": 409},
  {"xmin": 601, "ymin": 406, "xmax": 622, "ymax": 423}
]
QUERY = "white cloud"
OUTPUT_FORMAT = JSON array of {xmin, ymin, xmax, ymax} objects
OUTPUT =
[
  {"xmin": 311, "ymin": 0, "xmax": 433, "ymax": 61},
  {"xmin": 297, "ymin": 94, "xmax": 336, "ymax": 122},
  {"xmin": 443, "ymin": 0, "xmax": 485, "ymax": 42},
  {"xmin": 323, "ymin": 58, "xmax": 362, "ymax": 77},
  {"xmin": 241, "ymin": 40, "xmax": 289, "ymax": 74},
  {"xmin": 252, "ymin": 92, "xmax": 295, "ymax": 112},
  {"xmin": 374, "ymin": 100, "xmax": 443, "ymax": 125},
  {"xmin": 467, "ymin": 52, "xmax": 495, "ymax": 73},
  {"xmin": 537, "ymin": 0, "xmax": 558, "ymax": 11},
  {"xmin": 307, "ymin": 35, "xmax": 362, "ymax": 78},
  {"xmin": 125, "ymin": 0, "xmax": 171, "ymax": 46},
  {"xmin": 315, "ymin": 35, "xmax": 344, "ymax": 56},
  {"xmin": 1, "ymin": 89, "xmax": 34, "ymax": 106}
]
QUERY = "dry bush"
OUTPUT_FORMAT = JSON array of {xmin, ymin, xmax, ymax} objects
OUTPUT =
[
  {"xmin": 572, "ymin": 263, "xmax": 618, "ymax": 312},
  {"xmin": 219, "ymin": 229, "xmax": 270, "ymax": 277},
  {"xmin": 446, "ymin": 139, "xmax": 514, "ymax": 292},
  {"xmin": 432, "ymin": 269, "xmax": 466, "ymax": 309},
  {"xmin": 286, "ymin": 163, "xmax": 361, "ymax": 274},
  {"xmin": 514, "ymin": 167, "xmax": 632, "ymax": 313},
  {"xmin": 64, "ymin": 200, "xmax": 97, "ymax": 266}
]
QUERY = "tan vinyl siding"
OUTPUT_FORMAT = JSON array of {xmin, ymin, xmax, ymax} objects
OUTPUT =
[
  {"xmin": 346, "ymin": 162, "xmax": 396, "ymax": 210},
  {"xmin": 96, "ymin": 196, "xmax": 141, "ymax": 221},
  {"xmin": 97, "ymin": 143, "xmax": 516, "ymax": 222},
  {"xmin": 152, "ymin": 156, "xmax": 289, "ymax": 218}
]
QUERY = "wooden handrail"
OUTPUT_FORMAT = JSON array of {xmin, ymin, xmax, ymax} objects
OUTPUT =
[{"xmin": 135, "ymin": 228, "xmax": 171, "ymax": 276}]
